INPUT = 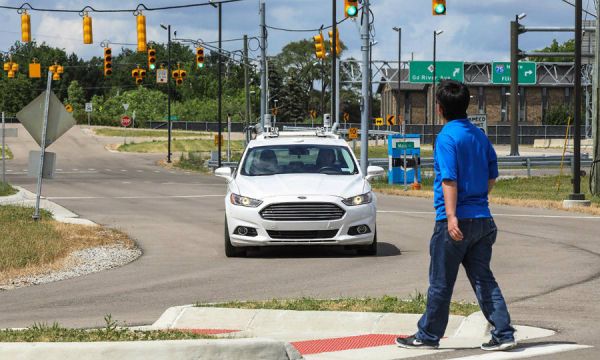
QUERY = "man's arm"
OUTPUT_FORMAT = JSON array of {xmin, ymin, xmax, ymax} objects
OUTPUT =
[
  {"xmin": 488, "ymin": 179, "xmax": 496, "ymax": 194},
  {"xmin": 442, "ymin": 180, "xmax": 464, "ymax": 241}
]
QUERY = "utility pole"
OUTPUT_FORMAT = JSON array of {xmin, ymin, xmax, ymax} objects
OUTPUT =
[
  {"xmin": 332, "ymin": 0, "xmax": 337, "ymax": 125},
  {"xmin": 244, "ymin": 34, "xmax": 251, "ymax": 145},
  {"xmin": 432, "ymin": 30, "xmax": 443, "ymax": 148},
  {"xmin": 321, "ymin": 59, "xmax": 325, "ymax": 126},
  {"xmin": 393, "ymin": 27, "xmax": 402, "ymax": 134},
  {"xmin": 217, "ymin": 2, "xmax": 223, "ymax": 167},
  {"xmin": 260, "ymin": 0, "xmax": 267, "ymax": 130},
  {"xmin": 167, "ymin": 25, "xmax": 172, "ymax": 163},
  {"xmin": 509, "ymin": 15, "xmax": 522, "ymax": 156},
  {"xmin": 570, "ymin": 0, "xmax": 585, "ymax": 202},
  {"xmin": 360, "ymin": 0, "xmax": 370, "ymax": 175},
  {"xmin": 592, "ymin": 0, "xmax": 600, "ymax": 196}
]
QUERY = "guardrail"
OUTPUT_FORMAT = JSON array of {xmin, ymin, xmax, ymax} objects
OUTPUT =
[{"xmin": 208, "ymin": 155, "xmax": 592, "ymax": 177}]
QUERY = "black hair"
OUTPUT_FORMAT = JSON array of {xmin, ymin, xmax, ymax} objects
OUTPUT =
[{"xmin": 436, "ymin": 80, "xmax": 470, "ymax": 121}]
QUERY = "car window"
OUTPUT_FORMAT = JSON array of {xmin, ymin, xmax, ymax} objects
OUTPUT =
[{"xmin": 240, "ymin": 144, "xmax": 358, "ymax": 176}]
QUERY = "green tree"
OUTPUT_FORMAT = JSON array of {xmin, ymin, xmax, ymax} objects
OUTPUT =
[{"xmin": 533, "ymin": 39, "xmax": 575, "ymax": 62}]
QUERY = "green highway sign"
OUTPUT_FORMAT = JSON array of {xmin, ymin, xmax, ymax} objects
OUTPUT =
[
  {"xmin": 492, "ymin": 62, "xmax": 537, "ymax": 85},
  {"xmin": 409, "ymin": 61, "xmax": 464, "ymax": 83}
]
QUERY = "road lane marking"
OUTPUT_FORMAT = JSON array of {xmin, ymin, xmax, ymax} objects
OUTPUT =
[
  {"xmin": 448, "ymin": 344, "xmax": 592, "ymax": 360},
  {"xmin": 377, "ymin": 210, "xmax": 600, "ymax": 220},
  {"xmin": 47, "ymin": 195, "xmax": 223, "ymax": 200}
]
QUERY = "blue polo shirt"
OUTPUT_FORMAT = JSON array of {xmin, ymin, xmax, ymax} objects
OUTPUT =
[{"xmin": 433, "ymin": 119, "xmax": 498, "ymax": 221}]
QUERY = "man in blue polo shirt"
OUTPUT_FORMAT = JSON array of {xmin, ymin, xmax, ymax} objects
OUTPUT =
[{"xmin": 396, "ymin": 80, "xmax": 516, "ymax": 351}]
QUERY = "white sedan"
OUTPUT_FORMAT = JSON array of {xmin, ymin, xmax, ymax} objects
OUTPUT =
[{"xmin": 215, "ymin": 132, "xmax": 384, "ymax": 257}]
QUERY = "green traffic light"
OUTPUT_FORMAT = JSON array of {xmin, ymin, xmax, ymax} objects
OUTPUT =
[
  {"xmin": 149, "ymin": 64, "xmax": 156, "ymax": 70},
  {"xmin": 346, "ymin": 5, "xmax": 358, "ymax": 17},
  {"xmin": 197, "ymin": 63, "xmax": 204, "ymax": 69},
  {"xmin": 434, "ymin": 4, "xmax": 446, "ymax": 14}
]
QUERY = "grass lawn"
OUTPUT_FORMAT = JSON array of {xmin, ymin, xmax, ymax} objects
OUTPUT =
[
  {"xmin": 95, "ymin": 128, "xmax": 210, "ymax": 138},
  {"xmin": 0, "ymin": 182, "xmax": 16, "ymax": 197},
  {"xmin": 373, "ymin": 175, "xmax": 600, "ymax": 214},
  {"xmin": 119, "ymin": 139, "xmax": 245, "ymax": 153},
  {"xmin": 197, "ymin": 294, "xmax": 479, "ymax": 317},
  {"xmin": 1, "ymin": 144, "xmax": 12, "ymax": 160},
  {"xmin": 0, "ymin": 317, "xmax": 212, "ymax": 342},
  {"xmin": 0, "ymin": 206, "xmax": 134, "ymax": 282}
]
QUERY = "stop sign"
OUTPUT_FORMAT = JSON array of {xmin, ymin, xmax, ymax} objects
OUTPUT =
[{"xmin": 121, "ymin": 115, "xmax": 131, "ymax": 127}]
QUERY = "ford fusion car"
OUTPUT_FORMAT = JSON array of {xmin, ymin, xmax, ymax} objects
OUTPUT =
[{"xmin": 215, "ymin": 129, "xmax": 385, "ymax": 257}]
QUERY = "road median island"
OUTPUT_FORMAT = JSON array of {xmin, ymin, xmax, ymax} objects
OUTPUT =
[
  {"xmin": 374, "ymin": 175, "xmax": 600, "ymax": 215},
  {"xmin": 0, "ymin": 204, "xmax": 139, "ymax": 290},
  {"xmin": 93, "ymin": 126, "xmax": 212, "ymax": 139},
  {"xmin": 1, "ymin": 144, "xmax": 12, "ymax": 160},
  {"xmin": 0, "ymin": 181, "xmax": 17, "ymax": 197}
]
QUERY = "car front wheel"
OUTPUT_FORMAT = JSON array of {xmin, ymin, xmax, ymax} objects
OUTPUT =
[
  {"xmin": 224, "ymin": 216, "xmax": 246, "ymax": 258},
  {"xmin": 356, "ymin": 230, "xmax": 377, "ymax": 256}
]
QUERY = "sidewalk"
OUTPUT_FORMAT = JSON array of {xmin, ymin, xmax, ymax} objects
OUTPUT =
[{"xmin": 144, "ymin": 305, "xmax": 561, "ymax": 360}]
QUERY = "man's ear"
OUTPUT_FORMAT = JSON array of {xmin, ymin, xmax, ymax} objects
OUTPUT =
[{"xmin": 437, "ymin": 103, "xmax": 444, "ymax": 117}]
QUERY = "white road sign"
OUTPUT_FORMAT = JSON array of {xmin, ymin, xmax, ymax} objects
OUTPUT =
[
  {"xmin": 157, "ymin": 69, "xmax": 168, "ymax": 84},
  {"xmin": 123, "ymin": 103, "xmax": 129, "ymax": 111},
  {"xmin": 85, "ymin": 102, "xmax": 93, "ymax": 112}
]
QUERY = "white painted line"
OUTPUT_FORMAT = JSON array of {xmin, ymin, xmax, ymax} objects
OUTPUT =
[
  {"xmin": 47, "ymin": 195, "xmax": 223, "ymax": 200},
  {"xmin": 448, "ymin": 344, "xmax": 592, "ymax": 360},
  {"xmin": 56, "ymin": 169, "xmax": 62, "ymax": 171},
  {"xmin": 105, "ymin": 169, "xmax": 112, "ymax": 171},
  {"xmin": 6, "ymin": 169, "xmax": 12, "ymax": 172},
  {"xmin": 120, "ymin": 169, "xmax": 128, "ymax": 172},
  {"xmin": 154, "ymin": 170, "xmax": 160, "ymax": 173},
  {"xmin": 72, "ymin": 169, "xmax": 78, "ymax": 171},
  {"xmin": 122, "ymin": 182, "xmax": 131, "ymax": 184},
  {"xmin": 377, "ymin": 210, "xmax": 600, "ymax": 220},
  {"xmin": 88, "ymin": 168, "xmax": 95, "ymax": 171},
  {"xmin": 137, "ymin": 170, "xmax": 143, "ymax": 173}
]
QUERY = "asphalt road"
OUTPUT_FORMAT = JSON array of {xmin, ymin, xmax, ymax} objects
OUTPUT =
[{"xmin": 2, "ymin": 125, "xmax": 599, "ymax": 359}]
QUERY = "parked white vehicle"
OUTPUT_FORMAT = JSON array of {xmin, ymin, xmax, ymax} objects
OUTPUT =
[{"xmin": 215, "ymin": 129, "xmax": 385, "ymax": 257}]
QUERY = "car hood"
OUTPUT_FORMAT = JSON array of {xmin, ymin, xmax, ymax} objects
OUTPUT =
[{"xmin": 232, "ymin": 174, "xmax": 367, "ymax": 199}]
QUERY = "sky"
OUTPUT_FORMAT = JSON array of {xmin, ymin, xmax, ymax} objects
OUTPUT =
[{"xmin": 0, "ymin": 0, "xmax": 595, "ymax": 65}]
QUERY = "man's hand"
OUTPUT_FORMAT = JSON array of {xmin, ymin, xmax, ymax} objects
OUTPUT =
[{"xmin": 447, "ymin": 215, "xmax": 464, "ymax": 241}]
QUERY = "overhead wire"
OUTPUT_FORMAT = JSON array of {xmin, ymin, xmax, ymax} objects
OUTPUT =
[{"xmin": 0, "ymin": 1, "xmax": 245, "ymax": 14}]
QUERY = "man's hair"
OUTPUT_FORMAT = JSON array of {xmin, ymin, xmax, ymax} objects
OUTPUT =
[{"xmin": 436, "ymin": 80, "xmax": 470, "ymax": 121}]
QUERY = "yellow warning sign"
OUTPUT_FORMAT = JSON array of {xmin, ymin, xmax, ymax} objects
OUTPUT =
[
  {"xmin": 386, "ymin": 115, "xmax": 395, "ymax": 126},
  {"xmin": 348, "ymin": 127, "xmax": 358, "ymax": 140},
  {"xmin": 374, "ymin": 117, "xmax": 384, "ymax": 126}
]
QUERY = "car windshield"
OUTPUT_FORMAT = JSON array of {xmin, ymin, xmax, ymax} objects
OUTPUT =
[{"xmin": 240, "ymin": 144, "xmax": 359, "ymax": 176}]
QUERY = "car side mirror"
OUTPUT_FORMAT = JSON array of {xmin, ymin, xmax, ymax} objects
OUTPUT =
[
  {"xmin": 215, "ymin": 167, "xmax": 233, "ymax": 182},
  {"xmin": 365, "ymin": 166, "xmax": 385, "ymax": 181}
]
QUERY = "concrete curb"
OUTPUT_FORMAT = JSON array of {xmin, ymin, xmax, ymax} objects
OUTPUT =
[
  {"xmin": 0, "ymin": 338, "xmax": 303, "ymax": 360},
  {"xmin": 0, "ymin": 186, "xmax": 97, "ymax": 226}
]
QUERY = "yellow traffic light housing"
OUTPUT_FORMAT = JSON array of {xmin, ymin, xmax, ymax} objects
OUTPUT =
[
  {"xmin": 4, "ymin": 60, "xmax": 19, "ymax": 78},
  {"xmin": 103, "ymin": 47, "xmax": 112, "ymax": 76},
  {"xmin": 344, "ymin": 0, "xmax": 358, "ymax": 18},
  {"xmin": 83, "ymin": 13, "xmax": 93, "ymax": 44},
  {"xmin": 196, "ymin": 47, "xmax": 205, "ymax": 68},
  {"xmin": 131, "ymin": 68, "xmax": 140, "ymax": 78},
  {"xmin": 147, "ymin": 48, "xmax": 156, "ymax": 70},
  {"xmin": 172, "ymin": 68, "xmax": 185, "ymax": 85},
  {"xmin": 29, "ymin": 59, "xmax": 41, "ymax": 78},
  {"xmin": 328, "ymin": 30, "xmax": 342, "ymax": 57},
  {"xmin": 136, "ymin": 13, "xmax": 147, "ymax": 52},
  {"xmin": 21, "ymin": 10, "xmax": 31, "ymax": 42},
  {"xmin": 132, "ymin": 66, "xmax": 145, "ymax": 85},
  {"xmin": 313, "ymin": 33, "xmax": 326, "ymax": 59},
  {"xmin": 49, "ymin": 63, "xmax": 63, "ymax": 80},
  {"xmin": 432, "ymin": 0, "xmax": 446, "ymax": 15}
]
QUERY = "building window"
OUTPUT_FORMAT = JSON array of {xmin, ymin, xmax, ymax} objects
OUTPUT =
[
  {"xmin": 478, "ymin": 87, "xmax": 485, "ymax": 114},
  {"xmin": 519, "ymin": 87, "xmax": 526, "ymax": 122},
  {"xmin": 501, "ymin": 87, "xmax": 508, "ymax": 122}
]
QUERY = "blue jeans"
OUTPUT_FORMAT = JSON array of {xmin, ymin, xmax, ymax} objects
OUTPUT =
[{"xmin": 416, "ymin": 218, "xmax": 515, "ymax": 344}]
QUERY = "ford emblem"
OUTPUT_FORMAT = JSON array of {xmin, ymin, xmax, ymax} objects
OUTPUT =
[{"xmin": 298, "ymin": 196, "xmax": 307, "ymax": 200}]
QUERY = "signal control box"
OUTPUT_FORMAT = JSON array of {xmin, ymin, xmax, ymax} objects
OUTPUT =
[{"xmin": 387, "ymin": 134, "xmax": 421, "ymax": 184}]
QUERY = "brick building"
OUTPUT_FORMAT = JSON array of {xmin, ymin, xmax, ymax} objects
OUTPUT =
[{"xmin": 377, "ymin": 63, "xmax": 581, "ymax": 125}]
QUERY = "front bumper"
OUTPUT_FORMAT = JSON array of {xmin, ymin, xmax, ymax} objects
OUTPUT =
[{"xmin": 226, "ymin": 195, "xmax": 376, "ymax": 247}]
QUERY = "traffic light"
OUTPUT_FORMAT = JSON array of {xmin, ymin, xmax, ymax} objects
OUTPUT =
[
  {"xmin": 132, "ymin": 66, "xmax": 145, "ymax": 85},
  {"xmin": 83, "ymin": 13, "xmax": 93, "ymax": 44},
  {"xmin": 328, "ymin": 30, "xmax": 342, "ymax": 57},
  {"xmin": 172, "ymin": 69, "xmax": 186, "ymax": 85},
  {"xmin": 196, "ymin": 47, "xmax": 205, "ymax": 68},
  {"xmin": 313, "ymin": 33, "xmax": 326, "ymax": 59},
  {"xmin": 103, "ymin": 47, "xmax": 112, "ymax": 76},
  {"xmin": 432, "ymin": 0, "xmax": 446, "ymax": 15},
  {"xmin": 344, "ymin": 0, "xmax": 358, "ymax": 18},
  {"xmin": 21, "ymin": 10, "xmax": 31, "ymax": 42},
  {"xmin": 4, "ymin": 61, "xmax": 19, "ymax": 79},
  {"xmin": 148, "ymin": 48, "xmax": 156, "ymax": 70},
  {"xmin": 136, "ymin": 13, "xmax": 147, "ymax": 52},
  {"xmin": 49, "ymin": 64, "xmax": 63, "ymax": 81}
]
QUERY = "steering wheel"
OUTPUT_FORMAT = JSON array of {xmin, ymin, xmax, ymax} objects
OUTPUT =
[{"xmin": 318, "ymin": 166, "xmax": 339, "ymax": 173}]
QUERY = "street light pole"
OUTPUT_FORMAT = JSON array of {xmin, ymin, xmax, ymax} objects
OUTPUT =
[
  {"xmin": 332, "ymin": 0, "xmax": 337, "ymax": 124},
  {"xmin": 217, "ymin": 2, "xmax": 223, "ymax": 168},
  {"xmin": 393, "ymin": 27, "xmax": 402, "ymax": 134},
  {"xmin": 432, "ymin": 30, "xmax": 443, "ymax": 148},
  {"xmin": 162, "ymin": 24, "xmax": 172, "ymax": 163},
  {"xmin": 570, "ymin": 0, "xmax": 585, "ymax": 201}
]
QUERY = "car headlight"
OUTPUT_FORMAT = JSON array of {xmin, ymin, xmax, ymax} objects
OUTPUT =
[
  {"xmin": 342, "ymin": 192, "xmax": 373, "ymax": 206},
  {"xmin": 230, "ymin": 193, "xmax": 263, "ymax": 207}
]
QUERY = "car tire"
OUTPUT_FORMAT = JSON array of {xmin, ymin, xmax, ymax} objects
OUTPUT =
[
  {"xmin": 357, "ymin": 231, "xmax": 377, "ymax": 256},
  {"xmin": 224, "ymin": 217, "xmax": 246, "ymax": 258}
]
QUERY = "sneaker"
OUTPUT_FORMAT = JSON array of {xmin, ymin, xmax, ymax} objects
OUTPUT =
[
  {"xmin": 395, "ymin": 335, "xmax": 439, "ymax": 349},
  {"xmin": 481, "ymin": 338, "xmax": 517, "ymax": 351}
]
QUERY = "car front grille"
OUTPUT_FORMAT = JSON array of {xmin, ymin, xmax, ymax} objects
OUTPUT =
[
  {"xmin": 266, "ymin": 229, "xmax": 339, "ymax": 240},
  {"xmin": 260, "ymin": 202, "xmax": 345, "ymax": 221}
]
